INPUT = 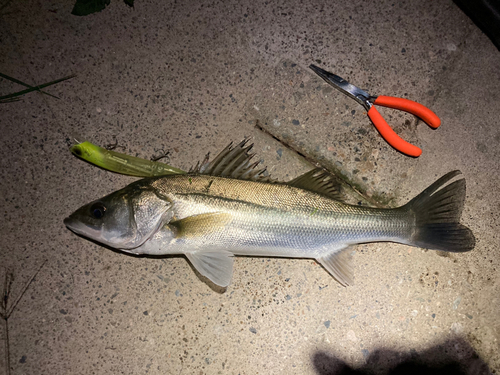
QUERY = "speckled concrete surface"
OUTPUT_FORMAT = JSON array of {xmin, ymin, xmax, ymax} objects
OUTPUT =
[{"xmin": 0, "ymin": 0, "xmax": 498, "ymax": 374}]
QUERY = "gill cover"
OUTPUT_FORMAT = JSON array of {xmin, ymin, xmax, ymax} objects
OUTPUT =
[{"xmin": 64, "ymin": 181, "xmax": 173, "ymax": 250}]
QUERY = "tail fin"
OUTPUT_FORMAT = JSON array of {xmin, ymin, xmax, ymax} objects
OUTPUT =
[{"xmin": 405, "ymin": 171, "xmax": 475, "ymax": 252}]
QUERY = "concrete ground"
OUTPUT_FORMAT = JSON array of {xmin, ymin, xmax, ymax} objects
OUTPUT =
[{"xmin": 1, "ymin": 0, "xmax": 498, "ymax": 373}]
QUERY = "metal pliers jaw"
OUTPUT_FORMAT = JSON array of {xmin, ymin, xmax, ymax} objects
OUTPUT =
[{"xmin": 309, "ymin": 64, "xmax": 373, "ymax": 110}]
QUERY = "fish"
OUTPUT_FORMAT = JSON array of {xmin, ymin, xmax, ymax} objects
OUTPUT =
[{"xmin": 64, "ymin": 139, "xmax": 475, "ymax": 288}]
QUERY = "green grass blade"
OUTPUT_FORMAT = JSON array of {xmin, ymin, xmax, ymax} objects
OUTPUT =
[
  {"xmin": 0, "ymin": 74, "xmax": 75, "ymax": 101},
  {"xmin": 0, "ymin": 72, "xmax": 58, "ymax": 99}
]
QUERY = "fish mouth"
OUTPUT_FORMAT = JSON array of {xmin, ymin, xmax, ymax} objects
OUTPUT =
[
  {"xmin": 64, "ymin": 216, "xmax": 80, "ymax": 233},
  {"xmin": 64, "ymin": 215, "xmax": 135, "ymax": 250},
  {"xmin": 64, "ymin": 216, "xmax": 101, "ymax": 239},
  {"xmin": 64, "ymin": 216, "xmax": 123, "ymax": 251},
  {"xmin": 64, "ymin": 216, "xmax": 77, "ymax": 231}
]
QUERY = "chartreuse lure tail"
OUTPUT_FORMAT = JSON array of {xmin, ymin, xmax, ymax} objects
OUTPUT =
[{"xmin": 70, "ymin": 140, "xmax": 185, "ymax": 177}]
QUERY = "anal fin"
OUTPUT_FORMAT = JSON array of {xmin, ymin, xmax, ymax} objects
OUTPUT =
[
  {"xmin": 317, "ymin": 246, "xmax": 354, "ymax": 286},
  {"xmin": 186, "ymin": 250, "xmax": 234, "ymax": 287}
]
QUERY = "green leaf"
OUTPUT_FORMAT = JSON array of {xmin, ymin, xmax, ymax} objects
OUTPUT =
[
  {"xmin": 124, "ymin": 0, "xmax": 134, "ymax": 7},
  {"xmin": 71, "ymin": 0, "xmax": 111, "ymax": 16}
]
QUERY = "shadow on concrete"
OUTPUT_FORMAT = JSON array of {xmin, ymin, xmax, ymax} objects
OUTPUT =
[{"xmin": 312, "ymin": 337, "xmax": 491, "ymax": 375}]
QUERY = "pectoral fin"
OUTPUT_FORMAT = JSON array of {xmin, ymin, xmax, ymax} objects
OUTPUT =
[
  {"xmin": 171, "ymin": 212, "xmax": 232, "ymax": 238},
  {"xmin": 186, "ymin": 250, "xmax": 234, "ymax": 287},
  {"xmin": 317, "ymin": 246, "xmax": 354, "ymax": 286}
]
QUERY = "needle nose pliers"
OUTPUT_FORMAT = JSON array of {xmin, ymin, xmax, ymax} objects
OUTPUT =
[{"xmin": 310, "ymin": 64, "xmax": 441, "ymax": 157}]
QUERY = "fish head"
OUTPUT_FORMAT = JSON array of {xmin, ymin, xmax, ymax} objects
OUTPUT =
[{"xmin": 64, "ymin": 183, "xmax": 173, "ymax": 251}]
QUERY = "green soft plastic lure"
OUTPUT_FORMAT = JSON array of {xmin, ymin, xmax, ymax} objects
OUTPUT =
[{"xmin": 70, "ymin": 140, "xmax": 185, "ymax": 177}]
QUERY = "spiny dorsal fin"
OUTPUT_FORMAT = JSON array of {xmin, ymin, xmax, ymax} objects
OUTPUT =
[
  {"xmin": 288, "ymin": 168, "xmax": 343, "ymax": 200},
  {"xmin": 191, "ymin": 139, "xmax": 271, "ymax": 181},
  {"xmin": 190, "ymin": 141, "xmax": 344, "ymax": 195}
]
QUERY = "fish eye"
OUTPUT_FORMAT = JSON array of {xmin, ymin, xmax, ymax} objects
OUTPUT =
[{"xmin": 90, "ymin": 203, "xmax": 106, "ymax": 219}]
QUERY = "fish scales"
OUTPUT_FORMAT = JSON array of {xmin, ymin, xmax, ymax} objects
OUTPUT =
[{"xmin": 151, "ymin": 174, "xmax": 413, "ymax": 250}]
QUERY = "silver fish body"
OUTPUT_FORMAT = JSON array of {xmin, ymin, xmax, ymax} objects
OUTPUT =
[
  {"xmin": 138, "ymin": 174, "xmax": 412, "ymax": 255},
  {"xmin": 65, "ymin": 141, "xmax": 475, "ymax": 287}
]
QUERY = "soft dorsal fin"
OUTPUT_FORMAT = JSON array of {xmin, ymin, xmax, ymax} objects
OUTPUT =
[
  {"xmin": 186, "ymin": 250, "xmax": 234, "ymax": 287},
  {"xmin": 316, "ymin": 246, "xmax": 353, "ymax": 286},
  {"xmin": 190, "ymin": 139, "xmax": 271, "ymax": 181},
  {"xmin": 288, "ymin": 168, "xmax": 343, "ymax": 200}
]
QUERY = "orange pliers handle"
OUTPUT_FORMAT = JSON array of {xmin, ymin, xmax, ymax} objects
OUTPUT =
[{"xmin": 367, "ymin": 96, "xmax": 441, "ymax": 157}]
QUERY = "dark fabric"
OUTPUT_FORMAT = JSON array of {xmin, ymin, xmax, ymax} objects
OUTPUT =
[{"xmin": 454, "ymin": 0, "xmax": 500, "ymax": 50}]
